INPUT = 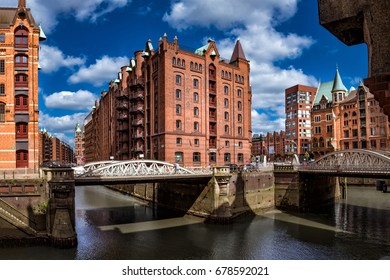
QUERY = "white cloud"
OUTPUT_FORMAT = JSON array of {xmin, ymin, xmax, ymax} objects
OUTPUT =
[
  {"xmin": 251, "ymin": 110, "xmax": 285, "ymax": 136},
  {"xmin": 68, "ymin": 55, "xmax": 129, "ymax": 86},
  {"xmin": 44, "ymin": 90, "xmax": 98, "ymax": 111},
  {"xmin": 165, "ymin": 0, "xmax": 316, "ymax": 134},
  {"xmin": 39, "ymin": 112, "xmax": 88, "ymax": 135},
  {"xmin": 39, "ymin": 45, "xmax": 85, "ymax": 73},
  {"xmin": 163, "ymin": 0, "xmax": 297, "ymax": 30},
  {"xmin": 24, "ymin": 0, "xmax": 132, "ymax": 34}
]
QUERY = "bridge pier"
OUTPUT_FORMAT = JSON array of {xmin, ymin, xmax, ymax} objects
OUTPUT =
[
  {"xmin": 274, "ymin": 165, "xmax": 341, "ymax": 211},
  {"xmin": 41, "ymin": 167, "xmax": 77, "ymax": 248}
]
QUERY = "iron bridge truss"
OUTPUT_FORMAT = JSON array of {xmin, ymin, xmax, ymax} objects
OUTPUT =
[
  {"xmin": 79, "ymin": 160, "xmax": 196, "ymax": 177},
  {"xmin": 300, "ymin": 149, "xmax": 390, "ymax": 175}
]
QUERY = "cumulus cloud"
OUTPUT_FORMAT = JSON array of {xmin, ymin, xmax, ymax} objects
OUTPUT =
[
  {"xmin": 44, "ymin": 90, "xmax": 98, "ymax": 111},
  {"xmin": 164, "ymin": 0, "xmax": 316, "ymax": 133},
  {"xmin": 39, "ymin": 45, "xmax": 85, "ymax": 73},
  {"xmin": 251, "ymin": 110, "xmax": 285, "ymax": 136},
  {"xmin": 23, "ymin": 0, "xmax": 132, "ymax": 34},
  {"xmin": 39, "ymin": 112, "xmax": 88, "ymax": 135},
  {"xmin": 68, "ymin": 55, "xmax": 129, "ymax": 86}
]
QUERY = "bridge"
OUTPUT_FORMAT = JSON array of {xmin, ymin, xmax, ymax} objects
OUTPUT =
[
  {"xmin": 76, "ymin": 160, "xmax": 213, "ymax": 185},
  {"xmin": 298, "ymin": 149, "xmax": 390, "ymax": 178}
]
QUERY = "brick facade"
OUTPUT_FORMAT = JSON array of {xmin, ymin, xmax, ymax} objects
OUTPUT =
[
  {"xmin": 85, "ymin": 36, "xmax": 252, "ymax": 167},
  {"xmin": 0, "ymin": 1, "xmax": 44, "ymax": 171}
]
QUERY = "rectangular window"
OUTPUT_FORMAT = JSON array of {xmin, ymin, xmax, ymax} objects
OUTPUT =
[
  {"xmin": 0, "ymin": 60, "xmax": 4, "ymax": 74},
  {"xmin": 0, "ymin": 34, "xmax": 5, "ymax": 42},
  {"xmin": 314, "ymin": 115, "xmax": 321, "ymax": 122},
  {"xmin": 314, "ymin": 126, "xmax": 321, "ymax": 134},
  {"xmin": 0, "ymin": 84, "xmax": 4, "ymax": 95},
  {"xmin": 0, "ymin": 103, "xmax": 5, "ymax": 122},
  {"xmin": 344, "ymin": 130, "xmax": 349, "ymax": 138},
  {"xmin": 194, "ymin": 139, "xmax": 199, "ymax": 146},
  {"xmin": 326, "ymin": 125, "xmax": 332, "ymax": 133}
]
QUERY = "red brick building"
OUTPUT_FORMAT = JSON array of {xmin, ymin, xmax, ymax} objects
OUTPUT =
[
  {"xmin": 85, "ymin": 36, "xmax": 252, "ymax": 167},
  {"xmin": 251, "ymin": 131, "xmax": 286, "ymax": 162},
  {"xmin": 38, "ymin": 129, "xmax": 75, "ymax": 165},
  {"xmin": 74, "ymin": 123, "xmax": 85, "ymax": 165},
  {"xmin": 0, "ymin": 0, "xmax": 45, "ymax": 171},
  {"xmin": 311, "ymin": 68, "xmax": 390, "ymax": 156}
]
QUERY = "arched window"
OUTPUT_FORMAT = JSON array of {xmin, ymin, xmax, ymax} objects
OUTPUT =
[
  {"xmin": 224, "ymin": 86, "xmax": 229, "ymax": 94},
  {"xmin": 15, "ymin": 95, "xmax": 28, "ymax": 111},
  {"xmin": 16, "ymin": 122, "xmax": 28, "ymax": 138},
  {"xmin": 14, "ymin": 26, "xmax": 28, "ymax": 48},
  {"xmin": 182, "ymin": 59, "xmax": 185, "ymax": 67},
  {"xmin": 177, "ymin": 58, "xmax": 181, "ymax": 66},
  {"xmin": 194, "ymin": 107, "xmax": 199, "ymax": 116},
  {"xmin": 237, "ymin": 89, "xmax": 242, "ymax": 97},
  {"xmin": 224, "ymin": 125, "xmax": 229, "ymax": 134},
  {"xmin": 238, "ymin": 126, "xmax": 242, "ymax": 135},
  {"xmin": 224, "ymin": 112, "xmax": 229, "ymax": 120},
  {"xmin": 194, "ymin": 121, "xmax": 199, "ymax": 131},
  {"xmin": 193, "ymin": 78, "xmax": 199, "ymax": 88},
  {"xmin": 15, "ymin": 74, "xmax": 28, "ymax": 88},
  {"xmin": 193, "ymin": 92, "xmax": 199, "ymax": 102},
  {"xmin": 175, "ymin": 75, "xmax": 182, "ymax": 85},
  {"xmin": 238, "ymin": 114, "xmax": 242, "ymax": 122},
  {"xmin": 176, "ymin": 89, "xmax": 181, "ymax": 99},
  {"xmin": 344, "ymin": 113, "xmax": 348, "ymax": 118},
  {"xmin": 238, "ymin": 101, "xmax": 242, "ymax": 110},
  {"xmin": 190, "ymin": 62, "xmax": 194, "ymax": 69},
  {"xmin": 0, "ymin": 102, "xmax": 5, "ymax": 122},
  {"xmin": 176, "ymin": 104, "xmax": 182, "ymax": 115},
  {"xmin": 199, "ymin": 64, "xmax": 202, "ymax": 71},
  {"xmin": 15, "ymin": 54, "xmax": 28, "ymax": 67},
  {"xmin": 209, "ymin": 64, "xmax": 216, "ymax": 80},
  {"xmin": 172, "ymin": 57, "xmax": 176, "ymax": 65},
  {"xmin": 224, "ymin": 98, "xmax": 229, "ymax": 107},
  {"xmin": 195, "ymin": 63, "xmax": 198, "ymax": 70}
]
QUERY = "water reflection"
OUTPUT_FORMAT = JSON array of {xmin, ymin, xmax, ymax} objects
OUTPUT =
[{"xmin": 0, "ymin": 185, "xmax": 389, "ymax": 260}]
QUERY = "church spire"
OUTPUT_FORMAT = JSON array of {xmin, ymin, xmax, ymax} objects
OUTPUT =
[{"xmin": 18, "ymin": 0, "xmax": 26, "ymax": 8}]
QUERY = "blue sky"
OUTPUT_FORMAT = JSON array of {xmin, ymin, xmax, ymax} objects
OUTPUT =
[{"xmin": 5, "ymin": 0, "xmax": 368, "ymax": 147}]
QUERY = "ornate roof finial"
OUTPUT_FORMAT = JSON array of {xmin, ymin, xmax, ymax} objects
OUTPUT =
[{"xmin": 18, "ymin": 0, "xmax": 26, "ymax": 8}]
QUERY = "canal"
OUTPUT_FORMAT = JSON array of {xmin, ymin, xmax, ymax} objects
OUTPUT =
[{"xmin": 0, "ymin": 185, "xmax": 389, "ymax": 260}]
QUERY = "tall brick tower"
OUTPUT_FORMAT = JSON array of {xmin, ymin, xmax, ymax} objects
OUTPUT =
[{"xmin": 0, "ymin": 0, "xmax": 45, "ymax": 171}]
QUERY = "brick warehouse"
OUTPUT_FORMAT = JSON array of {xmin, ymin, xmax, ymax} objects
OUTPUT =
[
  {"xmin": 84, "ymin": 35, "xmax": 252, "ymax": 167},
  {"xmin": 0, "ymin": 0, "xmax": 45, "ymax": 171}
]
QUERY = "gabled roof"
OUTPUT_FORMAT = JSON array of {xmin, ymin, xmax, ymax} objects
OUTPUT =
[
  {"xmin": 313, "ymin": 81, "xmax": 334, "ymax": 105},
  {"xmin": 0, "ymin": 6, "xmax": 37, "ymax": 28},
  {"xmin": 195, "ymin": 43, "xmax": 210, "ymax": 56},
  {"xmin": 230, "ymin": 40, "xmax": 247, "ymax": 62}
]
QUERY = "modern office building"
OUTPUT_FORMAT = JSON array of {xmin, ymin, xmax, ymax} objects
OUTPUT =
[
  {"xmin": 85, "ymin": 35, "xmax": 252, "ymax": 166},
  {"xmin": 285, "ymin": 84, "xmax": 317, "ymax": 156},
  {"xmin": 0, "ymin": 0, "xmax": 45, "ymax": 171}
]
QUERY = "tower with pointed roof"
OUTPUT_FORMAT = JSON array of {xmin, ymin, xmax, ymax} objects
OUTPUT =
[
  {"xmin": 0, "ymin": 0, "xmax": 46, "ymax": 171},
  {"xmin": 74, "ymin": 123, "xmax": 85, "ymax": 165}
]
